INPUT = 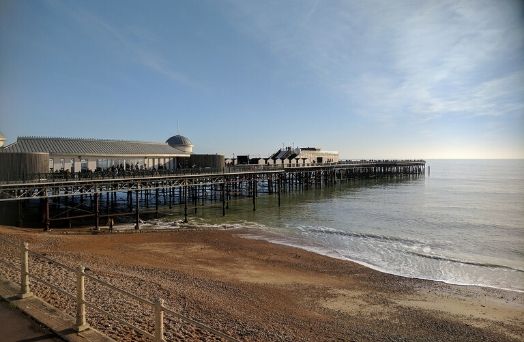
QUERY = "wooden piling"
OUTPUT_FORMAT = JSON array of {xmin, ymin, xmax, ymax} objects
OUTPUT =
[
  {"xmin": 94, "ymin": 192, "xmax": 99, "ymax": 231},
  {"xmin": 221, "ymin": 183, "xmax": 225, "ymax": 216},
  {"xmin": 44, "ymin": 196, "xmax": 50, "ymax": 231},
  {"xmin": 252, "ymin": 178, "xmax": 256, "ymax": 211},
  {"xmin": 277, "ymin": 175, "xmax": 281, "ymax": 207},
  {"xmin": 155, "ymin": 188, "xmax": 159, "ymax": 218},
  {"xmin": 184, "ymin": 186, "xmax": 188, "ymax": 223},
  {"xmin": 135, "ymin": 189, "xmax": 140, "ymax": 230}
]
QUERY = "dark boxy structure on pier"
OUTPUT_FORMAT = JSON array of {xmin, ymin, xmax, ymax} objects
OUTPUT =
[
  {"xmin": 0, "ymin": 152, "xmax": 49, "ymax": 182},
  {"xmin": 0, "ymin": 160, "xmax": 425, "ymax": 230},
  {"xmin": 180, "ymin": 154, "xmax": 225, "ymax": 173}
]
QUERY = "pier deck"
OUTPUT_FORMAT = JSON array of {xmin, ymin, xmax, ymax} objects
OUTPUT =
[{"xmin": 0, "ymin": 161, "xmax": 425, "ymax": 230}]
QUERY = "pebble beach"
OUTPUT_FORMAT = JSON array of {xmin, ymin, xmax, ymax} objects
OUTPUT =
[{"xmin": 0, "ymin": 225, "xmax": 523, "ymax": 341}]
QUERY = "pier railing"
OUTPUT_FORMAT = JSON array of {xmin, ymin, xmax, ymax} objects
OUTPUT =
[
  {"xmin": 0, "ymin": 239, "xmax": 239, "ymax": 342},
  {"xmin": 0, "ymin": 167, "xmax": 225, "ymax": 184},
  {"xmin": 0, "ymin": 160, "xmax": 426, "ymax": 185},
  {"xmin": 228, "ymin": 159, "xmax": 426, "ymax": 171}
]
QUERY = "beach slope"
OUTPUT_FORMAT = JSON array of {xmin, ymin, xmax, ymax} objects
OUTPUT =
[{"xmin": 0, "ymin": 226, "xmax": 522, "ymax": 341}]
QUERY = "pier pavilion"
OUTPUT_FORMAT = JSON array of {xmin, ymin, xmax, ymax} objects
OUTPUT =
[{"xmin": 0, "ymin": 135, "xmax": 193, "ymax": 173}]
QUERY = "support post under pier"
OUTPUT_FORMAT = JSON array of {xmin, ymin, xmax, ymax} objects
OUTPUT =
[{"xmin": 135, "ymin": 189, "xmax": 140, "ymax": 230}]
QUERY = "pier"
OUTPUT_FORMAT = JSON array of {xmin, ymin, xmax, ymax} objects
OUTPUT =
[{"xmin": 0, "ymin": 160, "xmax": 425, "ymax": 230}]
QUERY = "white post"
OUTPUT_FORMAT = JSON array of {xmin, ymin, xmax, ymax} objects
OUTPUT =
[
  {"xmin": 154, "ymin": 298, "xmax": 165, "ymax": 342},
  {"xmin": 75, "ymin": 265, "xmax": 89, "ymax": 332},
  {"xmin": 19, "ymin": 242, "xmax": 32, "ymax": 298}
]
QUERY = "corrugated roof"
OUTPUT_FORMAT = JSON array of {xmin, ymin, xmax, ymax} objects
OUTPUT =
[{"xmin": 1, "ymin": 136, "xmax": 188, "ymax": 156}]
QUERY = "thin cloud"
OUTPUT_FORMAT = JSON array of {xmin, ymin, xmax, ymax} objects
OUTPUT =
[
  {"xmin": 44, "ymin": 0, "xmax": 198, "ymax": 87},
  {"xmin": 226, "ymin": 0, "xmax": 524, "ymax": 122}
]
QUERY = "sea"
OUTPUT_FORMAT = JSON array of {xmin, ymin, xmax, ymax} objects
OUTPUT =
[{"xmin": 164, "ymin": 160, "xmax": 524, "ymax": 292}]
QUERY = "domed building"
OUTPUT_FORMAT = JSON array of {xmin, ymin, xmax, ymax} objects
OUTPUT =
[
  {"xmin": 1, "ymin": 134, "xmax": 194, "ymax": 173},
  {"xmin": 0, "ymin": 131, "xmax": 227, "ymax": 179},
  {"xmin": 166, "ymin": 134, "xmax": 193, "ymax": 154}
]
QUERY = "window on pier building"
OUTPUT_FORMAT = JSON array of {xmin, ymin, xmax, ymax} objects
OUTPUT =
[
  {"xmin": 60, "ymin": 158, "xmax": 65, "ymax": 170},
  {"xmin": 49, "ymin": 158, "xmax": 54, "ymax": 171},
  {"xmin": 96, "ymin": 159, "xmax": 109, "ymax": 170}
]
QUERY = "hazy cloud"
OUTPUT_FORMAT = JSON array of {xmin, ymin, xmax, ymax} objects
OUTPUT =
[
  {"xmin": 226, "ymin": 0, "xmax": 524, "ymax": 122},
  {"xmin": 44, "ymin": 0, "xmax": 197, "ymax": 87}
]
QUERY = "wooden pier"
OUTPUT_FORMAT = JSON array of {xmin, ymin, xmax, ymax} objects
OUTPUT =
[{"xmin": 0, "ymin": 161, "xmax": 425, "ymax": 230}]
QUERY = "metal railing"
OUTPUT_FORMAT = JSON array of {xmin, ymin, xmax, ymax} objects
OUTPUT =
[
  {"xmin": 0, "ymin": 167, "xmax": 225, "ymax": 184},
  {"xmin": 0, "ymin": 160, "xmax": 426, "ymax": 185},
  {"xmin": 228, "ymin": 159, "xmax": 425, "ymax": 171},
  {"xmin": 0, "ymin": 241, "xmax": 239, "ymax": 342}
]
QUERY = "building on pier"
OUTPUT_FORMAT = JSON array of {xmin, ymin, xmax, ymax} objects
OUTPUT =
[
  {"xmin": 228, "ymin": 146, "xmax": 339, "ymax": 166},
  {"xmin": 272, "ymin": 147, "xmax": 339, "ymax": 165},
  {"xmin": 0, "ymin": 134, "xmax": 193, "ymax": 172}
]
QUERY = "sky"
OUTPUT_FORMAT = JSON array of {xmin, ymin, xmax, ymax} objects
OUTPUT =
[{"xmin": 0, "ymin": 0, "xmax": 523, "ymax": 159}]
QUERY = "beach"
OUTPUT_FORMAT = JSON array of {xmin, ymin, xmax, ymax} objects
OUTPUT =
[{"xmin": 0, "ymin": 225, "xmax": 522, "ymax": 341}]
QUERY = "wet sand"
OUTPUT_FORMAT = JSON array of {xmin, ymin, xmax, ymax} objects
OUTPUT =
[{"xmin": 0, "ymin": 225, "xmax": 522, "ymax": 341}]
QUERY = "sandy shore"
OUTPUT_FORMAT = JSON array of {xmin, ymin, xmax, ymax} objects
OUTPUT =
[{"xmin": 0, "ymin": 225, "xmax": 522, "ymax": 341}]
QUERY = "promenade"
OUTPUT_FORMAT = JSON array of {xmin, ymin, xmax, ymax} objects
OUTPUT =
[
  {"xmin": 0, "ymin": 300, "xmax": 61, "ymax": 342},
  {"xmin": 0, "ymin": 276, "xmax": 113, "ymax": 342}
]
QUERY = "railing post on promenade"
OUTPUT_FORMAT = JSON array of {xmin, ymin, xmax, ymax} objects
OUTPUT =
[
  {"xmin": 154, "ymin": 298, "xmax": 165, "ymax": 342},
  {"xmin": 75, "ymin": 265, "xmax": 89, "ymax": 332},
  {"xmin": 19, "ymin": 242, "xmax": 32, "ymax": 299}
]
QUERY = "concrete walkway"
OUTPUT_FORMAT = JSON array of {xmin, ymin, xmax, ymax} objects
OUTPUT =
[
  {"xmin": 0, "ymin": 279, "xmax": 114, "ymax": 342},
  {"xmin": 0, "ymin": 300, "xmax": 62, "ymax": 341}
]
